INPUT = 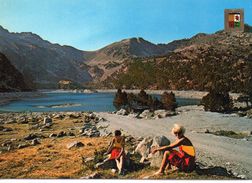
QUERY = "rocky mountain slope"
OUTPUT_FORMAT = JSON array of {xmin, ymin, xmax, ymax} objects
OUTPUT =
[
  {"xmin": 102, "ymin": 30, "xmax": 252, "ymax": 92},
  {"xmin": 0, "ymin": 52, "xmax": 31, "ymax": 92},
  {"xmin": 85, "ymin": 37, "xmax": 171, "ymax": 81},
  {"xmin": 0, "ymin": 26, "xmax": 91, "ymax": 89}
]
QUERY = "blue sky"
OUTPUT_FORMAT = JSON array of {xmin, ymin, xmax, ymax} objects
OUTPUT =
[{"xmin": 0, "ymin": 0, "xmax": 251, "ymax": 51}]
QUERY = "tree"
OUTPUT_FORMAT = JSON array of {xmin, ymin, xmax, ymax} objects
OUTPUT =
[
  {"xmin": 113, "ymin": 89, "xmax": 128, "ymax": 110},
  {"xmin": 201, "ymin": 90, "xmax": 233, "ymax": 112},
  {"xmin": 160, "ymin": 92, "xmax": 177, "ymax": 111}
]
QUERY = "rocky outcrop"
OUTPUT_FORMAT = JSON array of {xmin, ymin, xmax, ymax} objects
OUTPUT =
[{"xmin": 0, "ymin": 52, "xmax": 31, "ymax": 92}]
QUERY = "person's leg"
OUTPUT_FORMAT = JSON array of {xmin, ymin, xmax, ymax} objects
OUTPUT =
[
  {"xmin": 115, "ymin": 159, "xmax": 120, "ymax": 171},
  {"xmin": 154, "ymin": 151, "xmax": 170, "ymax": 175},
  {"xmin": 118, "ymin": 155, "xmax": 124, "ymax": 174}
]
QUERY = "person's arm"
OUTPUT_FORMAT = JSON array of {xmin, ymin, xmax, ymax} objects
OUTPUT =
[
  {"xmin": 151, "ymin": 137, "xmax": 185, "ymax": 154},
  {"xmin": 104, "ymin": 138, "xmax": 115, "ymax": 155}
]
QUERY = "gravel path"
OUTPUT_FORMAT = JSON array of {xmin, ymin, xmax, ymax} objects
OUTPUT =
[{"xmin": 96, "ymin": 106, "xmax": 252, "ymax": 179}]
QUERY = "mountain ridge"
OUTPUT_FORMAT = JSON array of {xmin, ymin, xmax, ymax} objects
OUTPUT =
[{"xmin": 0, "ymin": 24, "xmax": 251, "ymax": 89}]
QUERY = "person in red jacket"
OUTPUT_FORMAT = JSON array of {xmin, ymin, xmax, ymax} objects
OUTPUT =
[
  {"xmin": 151, "ymin": 124, "xmax": 196, "ymax": 175},
  {"xmin": 105, "ymin": 130, "xmax": 125, "ymax": 175}
]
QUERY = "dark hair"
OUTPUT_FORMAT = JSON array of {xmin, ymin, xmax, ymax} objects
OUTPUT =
[{"xmin": 114, "ymin": 130, "xmax": 121, "ymax": 136}]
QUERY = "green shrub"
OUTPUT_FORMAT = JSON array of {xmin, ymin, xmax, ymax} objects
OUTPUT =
[
  {"xmin": 160, "ymin": 92, "xmax": 177, "ymax": 111},
  {"xmin": 201, "ymin": 90, "xmax": 233, "ymax": 112},
  {"xmin": 113, "ymin": 89, "xmax": 128, "ymax": 110},
  {"xmin": 113, "ymin": 89, "xmax": 176, "ymax": 112}
]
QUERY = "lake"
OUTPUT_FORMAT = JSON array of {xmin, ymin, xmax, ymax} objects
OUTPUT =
[{"xmin": 0, "ymin": 92, "xmax": 201, "ymax": 112}]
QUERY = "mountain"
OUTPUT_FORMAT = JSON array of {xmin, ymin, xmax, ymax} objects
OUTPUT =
[
  {"xmin": 0, "ymin": 52, "xmax": 31, "ymax": 92},
  {"xmin": 102, "ymin": 30, "xmax": 252, "ymax": 92},
  {"xmin": 0, "ymin": 26, "xmax": 91, "ymax": 89},
  {"xmin": 85, "ymin": 37, "xmax": 171, "ymax": 81},
  {"xmin": 1, "ymin": 24, "xmax": 251, "ymax": 90},
  {"xmin": 0, "ymin": 26, "xmax": 172, "ymax": 87}
]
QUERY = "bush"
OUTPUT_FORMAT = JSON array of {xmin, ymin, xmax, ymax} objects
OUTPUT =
[
  {"xmin": 113, "ymin": 89, "xmax": 176, "ymax": 112},
  {"xmin": 201, "ymin": 90, "xmax": 233, "ymax": 112},
  {"xmin": 113, "ymin": 89, "xmax": 128, "ymax": 110},
  {"xmin": 160, "ymin": 92, "xmax": 177, "ymax": 111}
]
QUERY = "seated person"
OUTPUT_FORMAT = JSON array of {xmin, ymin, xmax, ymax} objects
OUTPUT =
[
  {"xmin": 151, "ymin": 124, "xmax": 196, "ymax": 175},
  {"xmin": 104, "ymin": 130, "xmax": 125, "ymax": 175}
]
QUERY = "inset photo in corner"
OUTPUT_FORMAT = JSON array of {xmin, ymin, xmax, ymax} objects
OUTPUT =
[{"xmin": 0, "ymin": 0, "xmax": 251, "ymax": 181}]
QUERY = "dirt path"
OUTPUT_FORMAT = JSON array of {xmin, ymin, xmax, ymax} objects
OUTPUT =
[{"xmin": 96, "ymin": 106, "xmax": 252, "ymax": 179}]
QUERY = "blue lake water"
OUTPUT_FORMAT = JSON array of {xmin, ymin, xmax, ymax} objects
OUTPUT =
[{"xmin": 0, "ymin": 92, "xmax": 200, "ymax": 112}]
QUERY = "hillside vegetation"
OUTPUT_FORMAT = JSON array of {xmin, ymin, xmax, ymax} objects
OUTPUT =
[{"xmin": 103, "ymin": 31, "xmax": 252, "ymax": 93}]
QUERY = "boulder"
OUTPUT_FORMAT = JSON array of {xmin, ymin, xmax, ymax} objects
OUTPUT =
[
  {"xmin": 135, "ymin": 136, "xmax": 170, "ymax": 167},
  {"xmin": 246, "ymin": 109, "xmax": 252, "ymax": 118},
  {"xmin": 57, "ymin": 131, "xmax": 67, "ymax": 138},
  {"xmin": 67, "ymin": 141, "xmax": 84, "ymax": 149},
  {"xmin": 31, "ymin": 138, "xmax": 41, "ymax": 146},
  {"xmin": 18, "ymin": 117, "xmax": 29, "ymax": 124},
  {"xmin": 49, "ymin": 133, "xmax": 57, "ymax": 138},
  {"xmin": 83, "ymin": 115, "xmax": 91, "ymax": 123},
  {"xmin": 148, "ymin": 136, "xmax": 170, "ymax": 168},
  {"xmin": 242, "ymin": 131, "xmax": 252, "ymax": 136},
  {"xmin": 204, "ymin": 129, "xmax": 210, "ymax": 133},
  {"xmin": 18, "ymin": 143, "xmax": 29, "ymax": 149},
  {"xmin": 80, "ymin": 129, "xmax": 100, "ymax": 137},
  {"xmin": 139, "ymin": 110, "xmax": 153, "ymax": 119},
  {"xmin": 88, "ymin": 113, "xmax": 96, "ymax": 119},
  {"xmin": 5, "ymin": 118, "xmax": 16, "ymax": 124},
  {"xmin": 67, "ymin": 132, "xmax": 75, "ymax": 136},
  {"xmin": 2, "ymin": 127, "xmax": 13, "ymax": 132},
  {"xmin": 43, "ymin": 117, "xmax": 52, "ymax": 124},
  {"xmin": 134, "ymin": 137, "xmax": 153, "ymax": 162},
  {"xmin": 24, "ymin": 133, "xmax": 38, "ymax": 140},
  {"xmin": 154, "ymin": 110, "xmax": 176, "ymax": 118},
  {"xmin": 116, "ymin": 109, "xmax": 128, "ymax": 116},
  {"xmin": 127, "ymin": 113, "xmax": 138, "ymax": 118},
  {"xmin": 53, "ymin": 114, "xmax": 64, "ymax": 119}
]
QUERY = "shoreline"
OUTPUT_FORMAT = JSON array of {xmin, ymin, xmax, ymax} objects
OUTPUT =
[
  {"xmin": 0, "ymin": 89, "xmax": 242, "ymax": 108},
  {"xmin": 0, "ymin": 92, "xmax": 45, "ymax": 106}
]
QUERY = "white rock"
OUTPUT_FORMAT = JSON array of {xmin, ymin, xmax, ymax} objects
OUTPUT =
[
  {"xmin": 116, "ymin": 109, "xmax": 128, "ymax": 116},
  {"xmin": 43, "ymin": 117, "xmax": 52, "ymax": 124},
  {"xmin": 67, "ymin": 141, "xmax": 84, "ymax": 149}
]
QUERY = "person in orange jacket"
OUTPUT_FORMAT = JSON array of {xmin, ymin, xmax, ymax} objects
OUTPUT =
[{"xmin": 151, "ymin": 124, "xmax": 196, "ymax": 175}]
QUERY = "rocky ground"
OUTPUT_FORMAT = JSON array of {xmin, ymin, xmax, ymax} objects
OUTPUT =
[
  {"xmin": 97, "ymin": 106, "xmax": 252, "ymax": 179},
  {"xmin": 0, "ymin": 107, "xmax": 251, "ymax": 179}
]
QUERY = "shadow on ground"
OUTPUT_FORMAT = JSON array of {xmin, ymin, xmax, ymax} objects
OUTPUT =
[{"xmin": 195, "ymin": 162, "xmax": 234, "ymax": 178}]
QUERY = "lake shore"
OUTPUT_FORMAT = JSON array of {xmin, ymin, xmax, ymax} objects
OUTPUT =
[
  {"xmin": 0, "ymin": 92, "xmax": 45, "ymax": 106},
  {"xmin": 0, "ymin": 89, "xmax": 242, "ymax": 110}
]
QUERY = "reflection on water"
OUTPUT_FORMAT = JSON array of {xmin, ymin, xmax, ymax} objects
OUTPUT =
[{"xmin": 0, "ymin": 92, "xmax": 200, "ymax": 112}]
